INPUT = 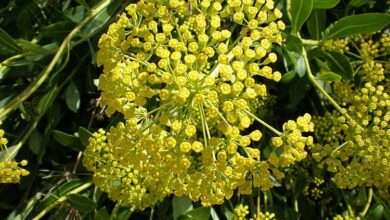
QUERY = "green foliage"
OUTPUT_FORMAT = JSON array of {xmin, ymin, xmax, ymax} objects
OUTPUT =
[{"xmin": 0, "ymin": 0, "xmax": 389, "ymax": 219}]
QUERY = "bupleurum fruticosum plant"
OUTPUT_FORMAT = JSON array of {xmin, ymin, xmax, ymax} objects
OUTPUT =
[
  {"xmin": 312, "ymin": 33, "xmax": 390, "ymax": 192},
  {"xmin": 83, "ymin": 0, "xmax": 314, "ymax": 210}
]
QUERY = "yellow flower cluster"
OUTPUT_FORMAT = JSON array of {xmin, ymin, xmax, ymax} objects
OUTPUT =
[
  {"xmin": 0, "ymin": 160, "xmax": 29, "ymax": 183},
  {"xmin": 312, "ymin": 83, "xmax": 390, "ymax": 189},
  {"xmin": 0, "ymin": 122, "xmax": 29, "ymax": 184},
  {"xmin": 268, "ymin": 114, "xmax": 314, "ymax": 175},
  {"xmin": 321, "ymin": 39, "xmax": 349, "ymax": 54},
  {"xmin": 84, "ymin": 0, "xmax": 313, "ymax": 210},
  {"xmin": 303, "ymin": 177, "xmax": 325, "ymax": 200},
  {"xmin": 234, "ymin": 204, "xmax": 249, "ymax": 220},
  {"xmin": 313, "ymin": 33, "xmax": 390, "ymax": 192},
  {"xmin": 255, "ymin": 211, "xmax": 275, "ymax": 220}
]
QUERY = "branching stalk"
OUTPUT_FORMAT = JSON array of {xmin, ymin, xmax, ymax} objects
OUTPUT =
[
  {"xmin": 360, "ymin": 188, "xmax": 373, "ymax": 217},
  {"xmin": 302, "ymin": 48, "xmax": 353, "ymax": 122},
  {"xmin": 32, "ymin": 182, "xmax": 93, "ymax": 220},
  {"xmin": 0, "ymin": 0, "xmax": 113, "ymax": 119}
]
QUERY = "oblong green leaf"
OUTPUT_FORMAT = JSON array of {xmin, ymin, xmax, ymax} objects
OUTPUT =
[
  {"xmin": 77, "ymin": 0, "xmax": 122, "ymax": 38},
  {"xmin": 295, "ymin": 56, "xmax": 306, "ymax": 77},
  {"xmin": 65, "ymin": 81, "xmax": 81, "ymax": 113},
  {"xmin": 290, "ymin": 0, "xmax": 313, "ymax": 34},
  {"xmin": 34, "ymin": 179, "xmax": 89, "ymax": 213},
  {"xmin": 319, "ymin": 51, "xmax": 353, "ymax": 80},
  {"xmin": 78, "ymin": 127, "xmax": 93, "ymax": 146},
  {"xmin": 316, "ymin": 71, "xmax": 342, "ymax": 82},
  {"xmin": 313, "ymin": 0, "xmax": 340, "ymax": 9},
  {"xmin": 173, "ymin": 196, "xmax": 193, "ymax": 220},
  {"xmin": 67, "ymin": 194, "xmax": 96, "ymax": 212},
  {"xmin": 0, "ymin": 28, "xmax": 22, "ymax": 52},
  {"xmin": 325, "ymin": 13, "xmax": 390, "ymax": 39},
  {"xmin": 366, "ymin": 205, "xmax": 384, "ymax": 220},
  {"xmin": 52, "ymin": 130, "xmax": 84, "ymax": 151}
]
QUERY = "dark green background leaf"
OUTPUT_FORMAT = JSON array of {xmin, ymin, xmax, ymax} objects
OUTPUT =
[
  {"xmin": 67, "ymin": 194, "xmax": 96, "ymax": 212},
  {"xmin": 319, "ymin": 51, "xmax": 353, "ymax": 80},
  {"xmin": 0, "ymin": 28, "xmax": 22, "ymax": 52},
  {"xmin": 52, "ymin": 130, "xmax": 84, "ymax": 151},
  {"xmin": 65, "ymin": 81, "xmax": 80, "ymax": 113}
]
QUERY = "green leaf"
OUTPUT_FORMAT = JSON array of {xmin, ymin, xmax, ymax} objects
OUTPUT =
[
  {"xmin": 366, "ymin": 205, "xmax": 384, "ymax": 220},
  {"xmin": 95, "ymin": 207, "xmax": 110, "ymax": 220},
  {"xmin": 281, "ymin": 71, "xmax": 297, "ymax": 83},
  {"xmin": 306, "ymin": 9, "xmax": 326, "ymax": 40},
  {"xmin": 295, "ymin": 56, "xmax": 306, "ymax": 77},
  {"xmin": 373, "ymin": 195, "xmax": 390, "ymax": 219},
  {"xmin": 77, "ymin": 0, "xmax": 122, "ymax": 38},
  {"xmin": 66, "ymin": 5, "xmax": 86, "ymax": 23},
  {"xmin": 316, "ymin": 71, "xmax": 342, "ymax": 82},
  {"xmin": 28, "ymin": 130, "xmax": 43, "ymax": 155},
  {"xmin": 52, "ymin": 130, "xmax": 84, "ymax": 151},
  {"xmin": 316, "ymin": 58, "xmax": 331, "ymax": 71},
  {"xmin": 65, "ymin": 81, "xmax": 81, "ymax": 113},
  {"xmin": 0, "ymin": 27, "xmax": 22, "ymax": 52},
  {"xmin": 319, "ymin": 51, "xmax": 353, "ymax": 80},
  {"xmin": 313, "ymin": 0, "xmax": 340, "ymax": 9},
  {"xmin": 286, "ymin": 35, "xmax": 303, "ymax": 53},
  {"xmin": 73, "ymin": 0, "xmax": 90, "ymax": 9},
  {"xmin": 16, "ymin": 40, "xmax": 55, "ymax": 55},
  {"xmin": 290, "ymin": 0, "xmax": 313, "ymax": 34},
  {"xmin": 78, "ymin": 127, "xmax": 92, "ymax": 146},
  {"xmin": 67, "ymin": 194, "xmax": 96, "ymax": 213},
  {"xmin": 179, "ymin": 207, "xmax": 210, "ymax": 220},
  {"xmin": 325, "ymin": 13, "xmax": 390, "ymax": 39},
  {"xmin": 39, "ymin": 21, "xmax": 75, "ymax": 40},
  {"xmin": 16, "ymin": 9, "xmax": 33, "ymax": 39},
  {"xmin": 36, "ymin": 87, "xmax": 58, "ymax": 115},
  {"xmin": 173, "ymin": 196, "xmax": 193, "ymax": 220},
  {"xmin": 288, "ymin": 76, "xmax": 309, "ymax": 108},
  {"xmin": 35, "ymin": 179, "xmax": 90, "ymax": 213}
]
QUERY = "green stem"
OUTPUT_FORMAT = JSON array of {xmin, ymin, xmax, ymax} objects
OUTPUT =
[
  {"xmin": 0, "ymin": 54, "xmax": 27, "ymax": 66},
  {"xmin": 360, "ymin": 188, "xmax": 373, "ymax": 217},
  {"xmin": 32, "ymin": 182, "xmax": 93, "ymax": 220},
  {"xmin": 341, "ymin": 190, "xmax": 355, "ymax": 217},
  {"xmin": 0, "ymin": 0, "xmax": 113, "ymax": 120},
  {"xmin": 109, "ymin": 203, "xmax": 121, "ymax": 220},
  {"xmin": 241, "ymin": 109, "xmax": 282, "ymax": 136},
  {"xmin": 293, "ymin": 199, "xmax": 299, "ymax": 213},
  {"xmin": 301, "ymin": 39, "xmax": 320, "ymax": 46},
  {"xmin": 302, "ymin": 48, "xmax": 353, "ymax": 122},
  {"xmin": 150, "ymin": 207, "xmax": 155, "ymax": 220},
  {"xmin": 257, "ymin": 191, "xmax": 261, "ymax": 216}
]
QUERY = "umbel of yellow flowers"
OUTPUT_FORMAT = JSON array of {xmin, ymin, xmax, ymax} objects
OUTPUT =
[
  {"xmin": 313, "ymin": 34, "xmax": 390, "ymax": 190},
  {"xmin": 83, "ymin": 0, "xmax": 314, "ymax": 210},
  {"xmin": 0, "ymin": 121, "xmax": 29, "ymax": 184}
]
